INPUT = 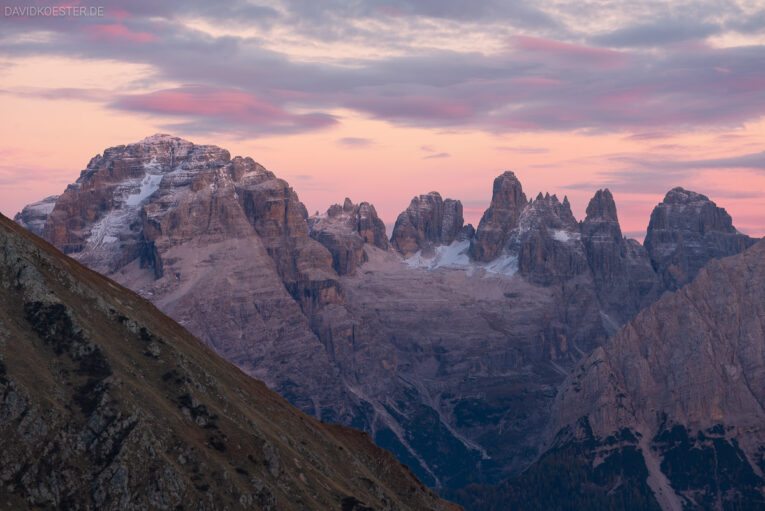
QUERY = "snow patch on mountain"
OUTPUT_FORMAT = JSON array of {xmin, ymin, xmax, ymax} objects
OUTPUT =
[
  {"xmin": 552, "ymin": 229, "xmax": 580, "ymax": 243},
  {"xmin": 483, "ymin": 252, "xmax": 519, "ymax": 276},
  {"xmin": 126, "ymin": 172, "xmax": 163, "ymax": 206},
  {"xmin": 86, "ymin": 161, "xmax": 166, "ymax": 248},
  {"xmin": 405, "ymin": 240, "xmax": 471, "ymax": 270},
  {"xmin": 405, "ymin": 240, "xmax": 518, "ymax": 276}
]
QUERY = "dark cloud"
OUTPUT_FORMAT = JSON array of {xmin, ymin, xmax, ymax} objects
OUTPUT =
[
  {"xmin": 593, "ymin": 18, "xmax": 722, "ymax": 47},
  {"xmin": 423, "ymin": 152, "xmax": 450, "ymax": 159},
  {"xmin": 676, "ymin": 151, "xmax": 765, "ymax": 170},
  {"xmin": 280, "ymin": 0, "xmax": 559, "ymax": 27}
]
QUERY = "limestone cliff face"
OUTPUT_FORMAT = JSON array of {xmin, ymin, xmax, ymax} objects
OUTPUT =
[
  {"xmin": 644, "ymin": 187, "xmax": 755, "ymax": 290},
  {"xmin": 555, "ymin": 240, "xmax": 765, "ymax": 439},
  {"xmin": 39, "ymin": 135, "xmax": 352, "ymax": 421},
  {"xmin": 469, "ymin": 171, "xmax": 527, "ymax": 262},
  {"xmin": 308, "ymin": 198, "xmax": 389, "ymax": 275},
  {"xmin": 390, "ymin": 192, "xmax": 464, "ymax": 256},
  {"xmin": 0, "ymin": 214, "xmax": 458, "ymax": 511},
  {"xmin": 581, "ymin": 189, "xmax": 661, "ymax": 327},
  {"xmin": 547, "ymin": 240, "xmax": 765, "ymax": 509},
  {"xmin": 509, "ymin": 193, "xmax": 588, "ymax": 286}
]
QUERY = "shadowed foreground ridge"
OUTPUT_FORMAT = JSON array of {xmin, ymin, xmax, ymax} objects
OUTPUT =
[{"xmin": 0, "ymin": 214, "xmax": 458, "ymax": 510}]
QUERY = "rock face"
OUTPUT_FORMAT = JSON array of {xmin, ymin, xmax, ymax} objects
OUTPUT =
[
  {"xmin": 391, "ymin": 192, "xmax": 464, "ymax": 256},
  {"xmin": 644, "ymin": 187, "xmax": 755, "ymax": 290},
  {"xmin": 309, "ymin": 198, "xmax": 390, "ymax": 275},
  {"xmin": 0, "ymin": 214, "xmax": 458, "ymax": 510},
  {"xmin": 581, "ymin": 190, "xmax": 661, "ymax": 327},
  {"xmin": 16, "ymin": 137, "xmax": 760, "ymax": 501},
  {"xmin": 540, "ymin": 239, "xmax": 765, "ymax": 509},
  {"xmin": 13, "ymin": 195, "xmax": 58, "ymax": 237},
  {"xmin": 469, "ymin": 171, "xmax": 527, "ymax": 262},
  {"xmin": 40, "ymin": 135, "xmax": 352, "ymax": 423},
  {"xmin": 449, "ymin": 240, "xmax": 765, "ymax": 511},
  {"xmin": 510, "ymin": 192, "xmax": 587, "ymax": 286}
]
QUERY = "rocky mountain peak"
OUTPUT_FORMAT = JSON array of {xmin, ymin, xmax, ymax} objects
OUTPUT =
[
  {"xmin": 524, "ymin": 192, "xmax": 577, "ymax": 228},
  {"xmin": 390, "ymin": 192, "xmax": 464, "ymax": 256},
  {"xmin": 26, "ymin": 135, "xmax": 348, "ymax": 409},
  {"xmin": 584, "ymin": 189, "xmax": 618, "ymax": 224},
  {"xmin": 13, "ymin": 195, "xmax": 59, "ymax": 237},
  {"xmin": 510, "ymin": 190, "xmax": 587, "ymax": 285},
  {"xmin": 580, "ymin": 189, "xmax": 659, "ymax": 328},
  {"xmin": 309, "ymin": 198, "xmax": 390, "ymax": 275},
  {"xmin": 42, "ymin": 136, "xmax": 262, "ymax": 273},
  {"xmin": 644, "ymin": 186, "xmax": 755, "ymax": 290},
  {"xmin": 490, "ymin": 171, "xmax": 526, "ymax": 210},
  {"xmin": 581, "ymin": 189, "xmax": 624, "ymax": 263},
  {"xmin": 469, "ymin": 171, "xmax": 528, "ymax": 262},
  {"xmin": 662, "ymin": 186, "xmax": 711, "ymax": 205}
]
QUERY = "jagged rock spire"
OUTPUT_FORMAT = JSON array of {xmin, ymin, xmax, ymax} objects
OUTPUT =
[
  {"xmin": 390, "ymin": 191, "xmax": 464, "ymax": 256},
  {"xmin": 469, "ymin": 171, "xmax": 527, "ymax": 262}
]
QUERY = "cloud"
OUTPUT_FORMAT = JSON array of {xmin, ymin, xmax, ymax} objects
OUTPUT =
[
  {"xmin": 674, "ymin": 151, "xmax": 765, "ymax": 170},
  {"xmin": 346, "ymin": 94, "xmax": 476, "ymax": 124},
  {"xmin": 593, "ymin": 18, "xmax": 721, "ymax": 47},
  {"xmin": 281, "ymin": 0, "xmax": 559, "ymax": 27},
  {"xmin": 3, "ymin": 0, "xmax": 765, "ymax": 137},
  {"xmin": 495, "ymin": 145, "xmax": 549, "ymax": 154},
  {"xmin": 111, "ymin": 86, "xmax": 338, "ymax": 137},
  {"xmin": 511, "ymin": 35, "xmax": 627, "ymax": 68},
  {"xmin": 85, "ymin": 23, "xmax": 158, "ymax": 43},
  {"xmin": 563, "ymin": 149, "xmax": 765, "ymax": 197},
  {"xmin": 423, "ymin": 152, "xmax": 450, "ymax": 159},
  {"xmin": 610, "ymin": 150, "xmax": 765, "ymax": 172},
  {"xmin": 337, "ymin": 137, "xmax": 373, "ymax": 148},
  {"xmin": 0, "ymin": 87, "xmax": 112, "ymax": 102},
  {"xmin": 624, "ymin": 132, "xmax": 674, "ymax": 141}
]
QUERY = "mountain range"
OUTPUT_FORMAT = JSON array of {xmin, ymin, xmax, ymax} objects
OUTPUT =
[
  {"xmin": 0, "ymin": 213, "xmax": 456, "ymax": 510},
  {"xmin": 14, "ymin": 134, "xmax": 764, "ymax": 508}
]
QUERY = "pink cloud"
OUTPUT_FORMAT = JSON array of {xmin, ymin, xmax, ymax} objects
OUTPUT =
[
  {"xmin": 511, "ymin": 77, "xmax": 562, "ymax": 87},
  {"xmin": 347, "ymin": 95, "xmax": 475, "ymax": 122},
  {"xmin": 85, "ymin": 24, "xmax": 157, "ymax": 44},
  {"xmin": 113, "ymin": 86, "xmax": 337, "ymax": 134},
  {"xmin": 121, "ymin": 89, "xmax": 285, "ymax": 120},
  {"xmin": 511, "ymin": 36, "xmax": 627, "ymax": 69},
  {"xmin": 600, "ymin": 86, "xmax": 655, "ymax": 105},
  {"xmin": 109, "ymin": 9, "xmax": 131, "ymax": 21}
]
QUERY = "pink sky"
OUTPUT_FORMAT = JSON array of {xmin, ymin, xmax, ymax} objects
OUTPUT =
[{"xmin": 2, "ymin": 0, "xmax": 765, "ymax": 238}]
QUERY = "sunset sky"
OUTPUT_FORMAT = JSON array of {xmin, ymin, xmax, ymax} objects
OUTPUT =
[{"xmin": 2, "ymin": 0, "xmax": 765, "ymax": 238}]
